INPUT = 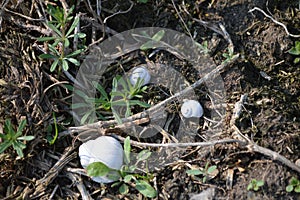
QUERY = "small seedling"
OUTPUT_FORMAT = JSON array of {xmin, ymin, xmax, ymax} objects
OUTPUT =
[
  {"xmin": 0, "ymin": 119, "xmax": 34, "ymax": 158},
  {"xmin": 111, "ymin": 75, "xmax": 149, "ymax": 123},
  {"xmin": 38, "ymin": 5, "xmax": 86, "ymax": 72},
  {"xmin": 86, "ymin": 136, "xmax": 157, "ymax": 198},
  {"xmin": 186, "ymin": 162, "xmax": 218, "ymax": 183},
  {"xmin": 288, "ymin": 41, "xmax": 300, "ymax": 64},
  {"xmin": 286, "ymin": 177, "xmax": 300, "ymax": 193},
  {"xmin": 247, "ymin": 179, "xmax": 264, "ymax": 191},
  {"xmin": 222, "ymin": 47, "xmax": 235, "ymax": 64},
  {"xmin": 46, "ymin": 113, "xmax": 59, "ymax": 145},
  {"xmin": 72, "ymin": 76, "xmax": 149, "ymax": 124}
]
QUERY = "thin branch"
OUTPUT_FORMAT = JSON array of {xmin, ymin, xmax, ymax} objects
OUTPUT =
[
  {"xmin": 103, "ymin": 0, "xmax": 134, "ymax": 24},
  {"xmin": 249, "ymin": 7, "xmax": 300, "ymax": 38},
  {"xmin": 112, "ymin": 134, "xmax": 246, "ymax": 147}
]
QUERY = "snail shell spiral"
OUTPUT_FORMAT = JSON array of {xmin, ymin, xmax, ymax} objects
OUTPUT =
[
  {"xmin": 79, "ymin": 136, "xmax": 124, "ymax": 183},
  {"xmin": 129, "ymin": 66, "xmax": 151, "ymax": 86},
  {"xmin": 181, "ymin": 100, "xmax": 203, "ymax": 118}
]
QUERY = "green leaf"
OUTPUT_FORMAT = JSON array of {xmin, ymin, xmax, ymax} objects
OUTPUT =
[
  {"xmin": 12, "ymin": 141, "xmax": 25, "ymax": 158},
  {"xmin": 295, "ymin": 185, "xmax": 300, "ymax": 193},
  {"xmin": 207, "ymin": 165, "xmax": 217, "ymax": 174},
  {"xmin": 92, "ymin": 81, "xmax": 109, "ymax": 100},
  {"xmin": 135, "ymin": 180, "xmax": 157, "ymax": 198},
  {"xmin": 64, "ymin": 38, "xmax": 70, "ymax": 48},
  {"xmin": 290, "ymin": 177, "xmax": 299, "ymax": 185},
  {"xmin": 152, "ymin": 30, "xmax": 165, "ymax": 42},
  {"xmin": 66, "ymin": 5, "xmax": 75, "ymax": 18},
  {"xmin": 186, "ymin": 169, "xmax": 203, "ymax": 176},
  {"xmin": 50, "ymin": 59, "xmax": 59, "ymax": 72},
  {"xmin": 47, "ymin": 23, "xmax": 62, "ymax": 37},
  {"xmin": 119, "ymin": 183, "xmax": 129, "ymax": 194},
  {"xmin": 140, "ymin": 41, "xmax": 157, "ymax": 51},
  {"xmin": 86, "ymin": 162, "xmax": 111, "ymax": 177},
  {"xmin": 4, "ymin": 119, "xmax": 14, "ymax": 135},
  {"xmin": 66, "ymin": 16, "xmax": 80, "ymax": 37},
  {"xmin": 294, "ymin": 57, "xmax": 300, "ymax": 64},
  {"xmin": 48, "ymin": 43, "xmax": 60, "ymax": 55},
  {"xmin": 286, "ymin": 185, "xmax": 294, "ymax": 192},
  {"xmin": 62, "ymin": 59, "xmax": 69, "ymax": 71},
  {"xmin": 247, "ymin": 183, "xmax": 253, "ymax": 191},
  {"xmin": 0, "ymin": 140, "xmax": 13, "ymax": 154},
  {"xmin": 137, "ymin": 150, "xmax": 151, "ymax": 162},
  {"xmin": 80, "ymin": 109, "xmax": 94, "ymax": 124},
  {"xmin": 37, "ymin": 36, "xmax": 57, "ymax": 42},
  {"xmin": 256, "ymin": 180, "xmax": 264, "ymax": 187},
  {"xmin": 112, "ymin": 108, "xmax": 122, "ymax": 124},
  {"xmin": 137, "ymin": 0, "xmax": 148, "ymax": 3},
  {"xmin": 65, "ymin": 58, "xmax": 80, "ymax": 66},
  {"xmin": 124, "ymin": 136, "xmax": 131, "ymax": 165},
  {"xmin": 17, "ymin": 135, "xmax": 35, "ymax": 141},
  {"xmin": 47, "ymin": 5, "xmax": 64, "ymax": 23},
  {"xmin": 16, "ymin": 119, "xmax": 26, "ymax": 137},
  {"xmin": 124, "ymin": 174, "xmax": 134, "ymax": 183},
  {"xmin": 77, "ymin": 32, "xmax": 86, "ymax": 38},
  {"xmin": 65, "ymin": 49, "xmax": 84, "ymax": 58},
  {"xmin": 0, "ymin": 133, "xmax": 6, "ymax": 139},
  {"xmin": 129, "ymin": 100, "xmax": 150, "ymax": 108},
  {"xmin": 48, "ymin": 112, "xmax": 58, "ymax": 145},
  {"xmin": 39, "ymin": 54, "xmax": 58, "ymax": 59}
]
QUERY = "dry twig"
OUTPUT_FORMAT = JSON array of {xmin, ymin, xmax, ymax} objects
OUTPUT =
[{"xmin": 249, "ymin": 7, "xmax": 300, "ymax": 38}]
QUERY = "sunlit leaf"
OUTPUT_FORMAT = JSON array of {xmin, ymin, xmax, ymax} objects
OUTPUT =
[
  {"xmin": 124, "ymin": 174, "xmax": 134, "ymax": 183},
  {"xmin": 137, "ymin": 150, "xmax": 151, "ymax": 162},
  {"xmin": 135, "ymin": 180, "xmax": 157, "ymax": 198},
  {"xmin": 39, "ymin": 54, "xmax": 57, "ymax": 59},
  {"xmin": 186, "ymin": 169, "xmax": 203, "ymax": 175},
  {"xmin": 65, "ymin": 49, "xmax": 84, "ymax": 58},
  {"xmin": 50, "ymin": 59, "xmax": 59, "ymax": 72},
  {"xmin": 286, "ymin": 185, "xmax": 294, "ymax": 192},
  {"xmin": 119, "ymin": 183, "xmax": 129, "ymax": 194},
  {"xmin": 124, "ymin": 136, "xmax": 131, "ymax": 165},
  {"xmin": 65, "ymin": 58, "xmax": 80, "ymax": 66},
  {"xmin": 152, "ymin": 30, "xmax": 165, "ymax": 42},
  {"xmin": 86, "ymin": 162, "xmax": 111, "ymax": 177},
  {"xmin": 66, "ymin": 16, "xmax": 80, "ymax": 37},
  {"xmin": 17, "ymin": 136, "xmax": 35, "ymax": 141},
  {"xmin": 47, "ymin": 23, "xmax": 62, "ymax": 37},
  {"xmin": 0, "ymin": 140, "xmax": 13, "ymax": 154},
  {"xmin": 62, "ymin": 59, "xmax": 69, "ymax": 71},
  {"xmin": 37, "ymin": 36, "xmax": 57, "ymax": 42}
]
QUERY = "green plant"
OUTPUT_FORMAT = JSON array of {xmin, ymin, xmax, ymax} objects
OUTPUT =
[
  {"xmin": 288, "ymin": 41, "xmax": 300, "ymax": 64},
  {"xmin": 247, "ymin": 179, "xmax": 264, "ymax": 191},
  {"xmin": 195, "ymin": 40, "xmax": 210, "ymax": 54},
  {"xmin": 186, "ymin": 162, "xmax": 218, "ymax": 183},
  {"xmin": 38, "ymin": 5, "xmax": 86, "ymax": 72},
  {"xmin": 286, "ymin": 177, "xmax": 300, "ymax": 193},
  {"xmin": 110, "ymin": 75, "xmax": 149, "ymax": 123},
  {"xmin": 87, "ymin": 136, "xmax": 157, "ymax": 198},
  {"xmin": 137, "ymin": 0, "xmax": 148, "ymax": 3},
  {"xmin": 72, "ymin": 76, "xmax": 149, "ymax": 124},
  {"xmin": 0, "ymin": 119, "xmax": 34, "ymax": 158},
  {"xmin": 46, "ymin": 112, "xmax": 59, "ymax": 145},
  {"xmin": 222, "ymin": 47, "xmax": 235, "ymax": 64}
]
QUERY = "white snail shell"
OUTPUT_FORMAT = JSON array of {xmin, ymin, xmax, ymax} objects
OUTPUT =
[
  {"xmin": 79, "ymin": 136, "xmax": 124, "ymax": 183},
  {"xmin": 181, "ymin": 100, "xmax": 203, "ymax": 118},
  {"xmin": 129, "ymin": 66, "xmax": 151, "ymax": 86}
]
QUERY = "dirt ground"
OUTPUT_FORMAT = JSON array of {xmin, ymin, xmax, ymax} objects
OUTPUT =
[{"xmin": 0, "ymin": 0, "xmax": 300, "ymax": 199}]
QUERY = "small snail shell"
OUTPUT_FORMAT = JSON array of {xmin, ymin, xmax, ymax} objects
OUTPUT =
[
  {"xmin": 181, "ymin": 100, "xmax": 203, "ymax": 118},
  {"xmin": 129, "ymin": 66, "xmax": 151, "ymax": 86},
  {"xmin": 79, "ymin": 136, "xmax": 123, "ymax": 183}
]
